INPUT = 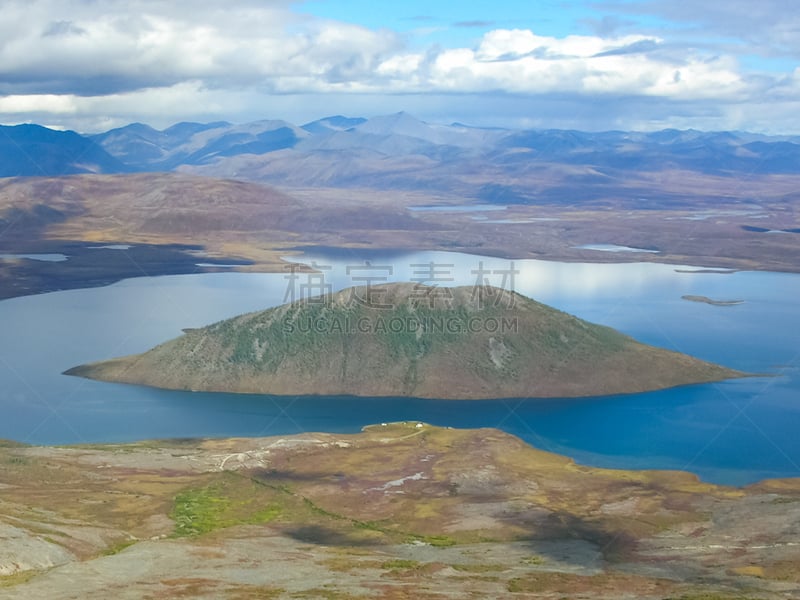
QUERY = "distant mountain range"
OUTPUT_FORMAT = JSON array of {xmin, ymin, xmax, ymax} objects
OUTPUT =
[{"xmin": 2, "ymin": 114, "xmax": 800, "ymax": 200}]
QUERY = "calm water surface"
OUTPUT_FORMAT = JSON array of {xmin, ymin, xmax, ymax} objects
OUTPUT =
[
  {"xmin": 1, "ymin": 250, "xmax": 798, "ymax": 485},
  {"xmin": 0, "ymin": 253, "xmax": 68, "ymax": 262}
]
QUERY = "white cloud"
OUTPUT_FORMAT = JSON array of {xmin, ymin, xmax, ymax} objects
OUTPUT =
[
  {"xmin": 602, "ymin": 0, "xmax": 800, "ymax": 58},
  {"xmin": 0, "ymin": 0, "xmax": 796, "ymax": 132},
  {"xmin": 413, "ymin": 30, "xmax": 747, "ymax": 101},
  {"xmin": 0, "ymin": 94, "xmax": 77, "ymax": 114},
  {"xmin": 0, "ymin": 0, "xmax": 398, "ymax": 94}
]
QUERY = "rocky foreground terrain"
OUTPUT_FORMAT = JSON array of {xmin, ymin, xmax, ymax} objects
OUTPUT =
[{"xmin": 1, "ymin": 423, "xmax": 798, "ymax": 599}]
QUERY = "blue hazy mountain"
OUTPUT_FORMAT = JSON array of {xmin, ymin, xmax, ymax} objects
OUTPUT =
[
  {"xmin": 301, "ymin": 115, "xmax": 367, "ymax": 134},
  {"xmin": 90, "ymin": 121, "xmax": 231, "ymax": 168},
  {"xmin": 0, "ymin": 124, "xmax": 128, "ymax": 177},
  {"xmin": 89, "ymin": 120, "xmax": 307, "ymax": 170}
]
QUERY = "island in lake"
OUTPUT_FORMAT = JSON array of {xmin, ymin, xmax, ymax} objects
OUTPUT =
[
  {"xmin": 682, "ymin": 294, "xmax": 745, "ymax": 306},
  {"xmin": 66, "ymin": 283, "xmax": 744, "ymax": 399}
]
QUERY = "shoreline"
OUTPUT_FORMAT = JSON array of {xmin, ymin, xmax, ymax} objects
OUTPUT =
[
  {"xmin": 1, "ymin": 239, "xmax": 797, "ymax": 302},
  {"xmin": 3, "ymin": 423, "xmax": 798, "ymax": 488}
]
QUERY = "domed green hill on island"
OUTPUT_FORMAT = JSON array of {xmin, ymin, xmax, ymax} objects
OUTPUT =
[{"xmin": 65, "ymin": 283, "xmax": 744, "ymax": 399}]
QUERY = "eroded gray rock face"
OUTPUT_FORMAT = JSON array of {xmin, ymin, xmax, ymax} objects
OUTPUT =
[{"xmin": 0, "ymin": 522, "xmax": 75, "ymax": 576}]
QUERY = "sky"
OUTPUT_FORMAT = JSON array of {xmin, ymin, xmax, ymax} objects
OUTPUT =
[{"xmin": 0, "ymin": 0, "xmax": 799, "ymax": 133}]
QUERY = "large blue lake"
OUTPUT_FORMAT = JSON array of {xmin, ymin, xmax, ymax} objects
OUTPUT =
[{"xmin": 1, "ymin": 249, "xmax": 798, "ymax": 486}]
